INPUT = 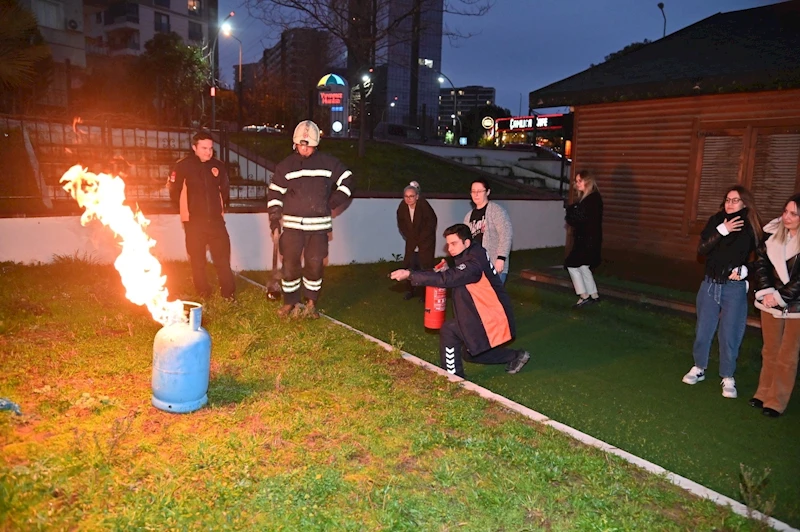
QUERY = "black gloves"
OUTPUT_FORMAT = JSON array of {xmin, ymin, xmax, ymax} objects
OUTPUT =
[{"xmin": 269, "ymin": 211, "xmax": 281, "ymax": 233}]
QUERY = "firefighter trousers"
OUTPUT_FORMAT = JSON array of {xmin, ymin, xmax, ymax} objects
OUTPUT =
[
  {"xmin": 439, "ymin": 320, "xmax": 518, "ymax": 378},
  {"xmin": 279, "ymin": 229, "xmax": 328, "ymax": 305},
  {"xmin": 183, "ymin": 219, "xmax": 236, "ymax": 299}
]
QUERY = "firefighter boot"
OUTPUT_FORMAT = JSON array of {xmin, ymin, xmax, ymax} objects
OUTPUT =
[
  {"xmin": 303, "ymin": 300, "xmax": 320, "ymax": 319},
  {"xmin": 277, "ymin": 303, "xmax": 299, "ymax": 318}
]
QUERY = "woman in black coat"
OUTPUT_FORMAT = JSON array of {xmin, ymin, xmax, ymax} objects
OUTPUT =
[
  {"xmin": 397, "ymin": 181, "xmax": 438, "ymax": 300},
  {"xmin": 564, "ymin": 170, "xmax": 603, "ymax": 308}
]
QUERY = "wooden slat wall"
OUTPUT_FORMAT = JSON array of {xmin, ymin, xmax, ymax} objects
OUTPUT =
[{"xmin": 572, "ymin": 89, "xmax": 800, "ymax": 259}]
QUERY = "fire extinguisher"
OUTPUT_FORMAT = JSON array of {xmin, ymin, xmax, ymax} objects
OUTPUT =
[{"xmin": 424, "ymin": 259, "xmax": 449, "ymax": 330}]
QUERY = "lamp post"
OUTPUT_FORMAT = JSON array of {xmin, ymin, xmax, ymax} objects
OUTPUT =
[
  {"xmin": 657, "ymin": 2, "xmax": 666, "ymax": 38},
  {"xmin": 222, "ymin": 24, "xmax": 243, "ymax": 131},
  {"xmin": 437, "ymin": 72, "xmax": 458, "ymax": 139},
  {"xmin": 210, "ymin": 11, "xmax": 234, "ymax": 129},
  {"xmin": 379, "ymin": 101, "xmax": 396, "ymax": 136}
]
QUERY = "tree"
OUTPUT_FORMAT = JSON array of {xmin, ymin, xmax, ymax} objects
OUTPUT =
[
  {"xmin": 461, "ymin": 104, "xmax": 510, "ymax": 146},
  {"xmin": 0, "ymin": 0, "xmax": 53, "ymax": 114},
  {"xmin": 136, "ymin": 32, "xmax": 210, "ymax": 126},
  {"xmin": 592, "ymin": 39, "xmax": 652, "ymax": 67},
  {"xmin": 243, "ymin": 0, "xmax": 492, "ymax": 156}
]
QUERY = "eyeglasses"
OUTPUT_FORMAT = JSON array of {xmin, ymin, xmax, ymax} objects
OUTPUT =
[
  {"xmin": 404, "ymin": 194, "xmax": 417, "ymax": 199},
  {"xmin": 724, "ymin": 198, "xmax": 742, "ymax": 204},
  {"xmin": 470, "ymin": 189, "xmax": 487, "ymax": 194}
]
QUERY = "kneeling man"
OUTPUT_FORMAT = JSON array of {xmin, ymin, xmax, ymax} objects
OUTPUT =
[{"xmin": 391, "ymin": 223, "xmax": 530, "ymax": 378}]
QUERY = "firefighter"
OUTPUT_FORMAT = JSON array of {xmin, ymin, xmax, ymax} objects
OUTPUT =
[
  {"xmin": 268, "ymin": 120, "xmax": 354, "ymax": 319},
  {"xmin": 390, "ymin": 223, "xmax": 530, "ymax": 378},
  {"xmin": 168, "ymin": 130, "xmax": 236, "ymax": 300}
]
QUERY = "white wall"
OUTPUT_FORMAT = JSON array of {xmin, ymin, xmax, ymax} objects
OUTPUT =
[{"xmin": 0, "ymin": 199, "xmax": 565, "ymax": 270}]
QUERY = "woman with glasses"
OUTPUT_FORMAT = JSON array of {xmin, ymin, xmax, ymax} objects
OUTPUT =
[
  {"xmin": 463, "ymin": 178, "xmax": 513, "ymax": 283},
  {"xmin": 751, "ymin": 193, "xmax": 800, "ymax": 417},
  {"xmin": 564, "ymin": 170, "xmax": 603, "ymax": 308},
  {"xmin": 683, "ymin": 185, "xmax": 762, "ymax": 400},
  {"xmin": 396, "ymin": 181, "xmax": 438, "ymax": 300}
]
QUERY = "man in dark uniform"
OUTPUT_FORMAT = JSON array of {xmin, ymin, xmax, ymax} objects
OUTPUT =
[
  {"xmin": 168, "ymin": 130, "xmax": 236, "ymax": 300},
  {"xmin": 390, "ymin": 223, "xmax": 530, "ymax": 378},
  {"xmin": 267, "ymin": 120, "xmax": 354, "ymax": 319}
]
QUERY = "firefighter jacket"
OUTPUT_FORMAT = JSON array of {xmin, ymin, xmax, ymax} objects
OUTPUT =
[
  {"xmin": 168, "ymin": 154, "xmax": 229, "ymax": 223},
  {"xmin": 267, "ymin": 150, "xmax": 353, "ymax": 232},
  {"xmin": 410, "ymin": 243, "xmax": 515, "ymax": 355}
]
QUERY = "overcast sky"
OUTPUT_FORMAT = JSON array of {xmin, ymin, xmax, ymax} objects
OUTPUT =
[{"xmin": 218, "ymin": 0, "xmax": 783, "ymax": 114}]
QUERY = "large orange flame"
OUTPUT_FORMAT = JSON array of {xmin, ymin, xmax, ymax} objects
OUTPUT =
[{"xmin": 60, "ymin": 165, "xmax": 186, "ymax": 326}]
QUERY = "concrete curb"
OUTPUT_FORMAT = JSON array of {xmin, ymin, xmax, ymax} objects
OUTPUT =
[{"xmin": 237, "ymin": 273, "xmax": 796, "ymax": 532}]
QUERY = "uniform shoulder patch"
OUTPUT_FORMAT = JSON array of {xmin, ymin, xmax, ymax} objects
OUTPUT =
[
  {"xmin": 211, "ymin": 167, "xmax": 219, "ymax": 177},
  {"xmin": 457, "ymin": 264, "xmax": 467, "ymax": 270}
]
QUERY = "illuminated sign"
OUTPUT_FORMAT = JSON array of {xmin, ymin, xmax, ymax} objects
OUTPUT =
[
  {"xmin": 319, "ymin": 92, "xmax": 344, "ymax": 106},
  {"xmin": 496, "ymin": 114, "xmax": 570, "ymax": 132},
  {"xmin": 510, "ymin": 117, "xmax": 533, "ymax": 130},
  {"xmin": 331, "ymin": 106, "xmax": 344, "ymax": 112},
  {"xmin": 331, "ymin": 120, "xmax": 343, "ymax": 133},
  {"xmin": 481, "ymin": 116, "xmax": 495, "ymax": 130}
]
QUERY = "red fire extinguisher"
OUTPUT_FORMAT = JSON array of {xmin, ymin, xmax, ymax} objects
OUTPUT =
[{"xmin": 424, "ymin": 259, "xmax": 448, "ymax": 330}]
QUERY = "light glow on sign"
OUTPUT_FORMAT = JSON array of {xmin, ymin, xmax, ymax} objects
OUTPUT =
[
  {"xmin": 536, "ymin": 117, "xmax": 548, "ymax": 128},
  {"xmin": 510, "ymin": 118, "xmax": 533, "ymax": 130},
  {"xmin": 331, "ymin": 121, "xmax": 343, "ymax": 133},
  {"xmin": 319, "ymin": 92, "xmax": 344, "ymax": 105}
]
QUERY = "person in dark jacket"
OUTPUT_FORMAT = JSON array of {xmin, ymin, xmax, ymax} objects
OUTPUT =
[
  {"xmin": 682, "ymin": 185, "xmax": 762, "ymax": 400},
  {"xmin": 564, "ymin": 170, "xmax": 603, "ymax": 308},
  {"xmin": 168, "ymin": 130, "xmax": 235, "ymax": 300},
  {"xmin": 390, "ymin": 223, "xmax": 530, "ymax": 378},
  {"xmin": 267, "ymin": 120, "xmax": 354, "ymax": 319},
  {"xmin": 751, "ymin": 193, "xmax": 800, "ymax": 417},
  {"xmin": 396, "ymin": 181, "xmax": 437, "ymax": 300}
]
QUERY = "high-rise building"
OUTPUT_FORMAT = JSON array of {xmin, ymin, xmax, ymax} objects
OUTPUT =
[
  {"xmin": 21, "ymin": 0, "xmax": 87, "ymax": 107},
  {"xmin": 82, "ymin": 0, "xmax": 217, "ymax": 58},
  {"xmin": 348, "ymin": 0, "xmax": 443, "ymax": 139},
  {"xmin": 261, "ymin": 28, "xmax": 340, "ymax": 126},
  {"xmin": 438, "ymin": 85, "xmax": 496, "ymax": 137}
]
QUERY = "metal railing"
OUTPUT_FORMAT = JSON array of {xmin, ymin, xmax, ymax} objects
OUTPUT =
[{"xmin": 0, "ymin": 115, "xmax": 270, "ymax": 212}]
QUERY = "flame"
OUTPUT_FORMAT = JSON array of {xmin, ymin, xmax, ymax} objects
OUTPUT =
[{"xmin": 60, "ymin": 165, "xmax": 186, "ymax": 326}]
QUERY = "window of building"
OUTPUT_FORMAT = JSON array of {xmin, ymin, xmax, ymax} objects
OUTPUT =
[
  {"xmin": 128, "ymin": 3, "xmax": 139, "ymax": 21},
  {"xmin": 154, "ymin": 12, "xmax": 170, "ymax": 33},
  {"xmin": 690, "ymin": 124, "xmax": 800, "ymax": 227},
  {"xmin": 187, "ymin": 0, "xmax": 201, "ymax": 15},
  {"xmin": 188, "ymin": 21, "xmax": 203, "ymax": 42},
  {"xmin": 33, "ymin": 0, "xmax": 63, "ymax": 29},
  {"xmin": 154, "ymin": 0, "xmax": 170, "ymax": 8},
  {"xmin": 418, "ymin": 58, "xmax": 434, "ymax": 68}
]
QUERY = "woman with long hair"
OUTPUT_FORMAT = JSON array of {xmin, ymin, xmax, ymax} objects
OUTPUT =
[
  {"xmin": 683, "ymin": 185, "xmax": 762, "ymax": 400},
  {"xmin": 396, "ymin": 181, "xmax": 438, "ymax": 300},
  {"xmin": 751, "ymin": 193, "xmax": 800, "ymax": 417},
  {"xmin": 564, "ymin": 170, "xmax": 603, "ymax": 308}
]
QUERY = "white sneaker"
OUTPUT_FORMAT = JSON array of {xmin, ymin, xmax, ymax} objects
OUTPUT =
[
  {"xmin": 682, "ymin": 366, "xmax": 705, "ymax": 385},
  {"xmin": 721, "ymin": 377, "xmax": 737, "ymax": 398}
]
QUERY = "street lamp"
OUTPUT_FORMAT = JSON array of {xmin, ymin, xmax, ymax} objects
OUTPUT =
[
  {"xmin": 437, "ymin": 72, "xmax": 458, "ymax": 139},
  {"xmin": 222, "ymin": 24, "xmax": 243, "ymax": 130},
  {"xmin": 657, "ymin": 2, "xmax": 666, "ymax": 38},
  {"xmin": 210, "ymin": 11, "xmax": 234, "ymax": 129},
  {"xmin": 379, "ymin": 101, "xmax": 396, "ymax": 134}
]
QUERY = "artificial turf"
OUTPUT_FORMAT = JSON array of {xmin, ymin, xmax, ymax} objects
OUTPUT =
[{"xmin": 262, "ymin": 252, "xmax": 800, "ymax": 528}]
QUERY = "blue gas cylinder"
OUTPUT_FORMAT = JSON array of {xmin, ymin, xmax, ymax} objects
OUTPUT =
[{"xmin": 151, "ymin": 302, "xmax": 211, "ymax": 413}]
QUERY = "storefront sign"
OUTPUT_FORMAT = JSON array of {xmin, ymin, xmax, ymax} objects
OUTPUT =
[
  {"xmin": 510, "ymin": 117, "xmax": 533, "ymax": 130},
  {"xmin": 481, "ymin": 116, "xmax": 495, "ymax": 130},
  {"xmin": 319, "ymin": 92, "xmax": 344, "ymax": 106}
]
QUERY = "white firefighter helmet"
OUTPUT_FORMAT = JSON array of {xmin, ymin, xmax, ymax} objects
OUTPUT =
[{"xmin": 292, "ymin": 120, "xmax": 321, "ymax": 147}]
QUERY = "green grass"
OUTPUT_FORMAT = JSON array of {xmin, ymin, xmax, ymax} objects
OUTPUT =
[
  {"xmin": 289, "ymin": 257, "xmax": 799, "ymax": 528},
  {"xmin": 231, "ymin": 133, "xmax": 525, "ymax": 195},
  {"xmin": 0, "ymin": 259, "xmax": 773, "ymax": 530}
]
